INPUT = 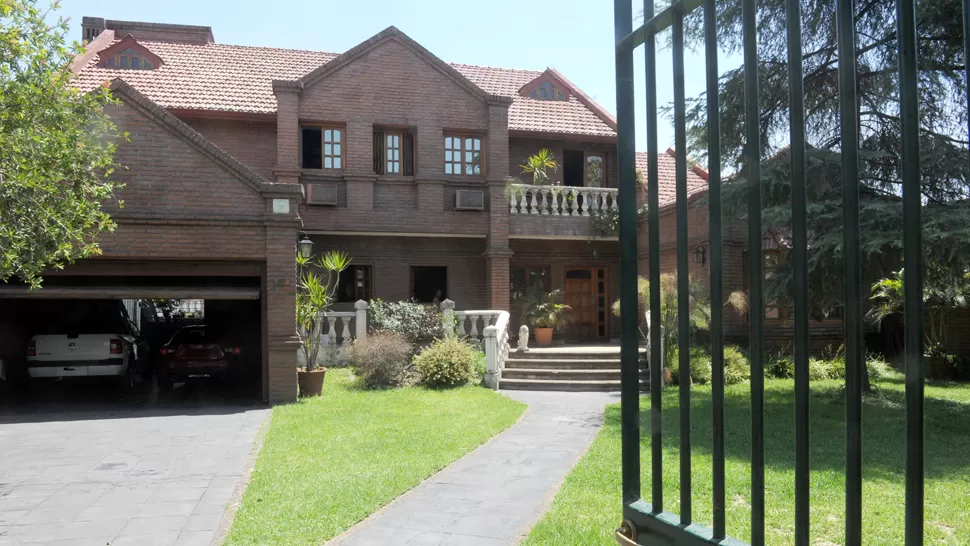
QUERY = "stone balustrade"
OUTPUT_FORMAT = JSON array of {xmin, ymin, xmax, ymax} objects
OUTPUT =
[{"xmin": 508, "ymin": 184, "xmax": 619, "ymax": 216}]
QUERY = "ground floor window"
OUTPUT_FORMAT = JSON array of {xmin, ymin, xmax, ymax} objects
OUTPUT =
[
  {"xmin": 510, "ymin": 266, "xmax": 550, "ymax": 300},
  {"xmin": 337, "ymin": 265, "xmax": 372, "ymax": 302},
  {"xmin": 410, "ymin": 266, "xmax": 447, "ymax": 304}
]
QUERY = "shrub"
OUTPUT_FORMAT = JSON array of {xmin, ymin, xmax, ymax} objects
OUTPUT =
[
  {"xmin": 368, "ymin": 299, "xmax": 445, "ymax": 345},
  {"xmin": 668, "ymin": 346, "xmax": 712, "ymax": 385},
  {"xmin": 471, "ymin": 350, "xmax": 487, "ymax": 384},
  {"xmin": 414, "ymin": 336, "xmax": 478, "ymax": 388},
  {"xmin": 808, "ymin": 358, "xmax": 834, "ymax": 380},
  {"xmin": 723, "ymin": 345, "xmax": 751, "ymax": 385},
  {"xmin": 766, "ymin": 353, "xmax": 796, "ymax": 379},
  {"xmin": 348, "ymin": 332, "xmax": 414, "ymax": 388},
  {"xmin": 866, "ymin": 355, "xmax": 896, "ymax": 381}
]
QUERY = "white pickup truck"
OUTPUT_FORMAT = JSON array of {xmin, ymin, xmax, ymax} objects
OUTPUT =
[{"xmin": 25, "ymin": 300, "xmax": 146, "ymax": 392}]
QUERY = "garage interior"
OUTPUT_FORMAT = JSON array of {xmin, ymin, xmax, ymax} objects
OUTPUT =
[{"xmin": 0, "ymin": 264, "xmax": 267, "ymax": 407}]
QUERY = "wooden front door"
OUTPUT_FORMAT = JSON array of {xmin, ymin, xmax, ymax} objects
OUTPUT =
[{"xmin": 564, "ymin": 268, "xmax": 607, "ymax": 341}]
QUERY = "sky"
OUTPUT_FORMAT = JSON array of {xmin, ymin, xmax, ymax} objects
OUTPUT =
[{"xmin": 58, "ymin": 0, "xmax": 741, "ymax": 159}]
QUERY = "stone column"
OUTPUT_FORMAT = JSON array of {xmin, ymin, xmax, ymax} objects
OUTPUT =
[{"xmin": 485, "ymin": 97, "xmax": 513, "ymax": 312}]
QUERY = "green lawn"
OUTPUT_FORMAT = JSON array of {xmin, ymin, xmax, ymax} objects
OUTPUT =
[
  {"xmin": 524, "ymin": 376, "xmax": 970, "ymax": 546},
  {"xmin": 224, "ymin": 368, "xmax": 526, "ymax": 546}
]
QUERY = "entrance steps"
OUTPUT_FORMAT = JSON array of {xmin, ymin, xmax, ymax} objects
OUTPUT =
[{"xmin": 500, "ymin": 347, "xmax": 650, "ymax": 392}]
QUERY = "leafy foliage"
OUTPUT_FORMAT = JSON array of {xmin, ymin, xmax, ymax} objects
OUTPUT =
[
  {"xmin": 613, "ymin": 273, "xmax": 712, "ymax": 368},
  {"xmin": 680, "ymin": 0, "xmax": 970, "ymax": 315},
  {"xmin": 520, "ymin": 287, "xmax": 570, "ymax": 329},
  {"xmin": 368, "ymin": 299, "xmax": 446, "ymax": 345},
  {"xmin": 668, "ymin": 344, "xmax": 750, "ymax": 386},
  {"xmin": 348, "ymin": 332, "xmax": 414, "ymax": 388},
  {"xmin": 414, "ymin": 336, "xmax": 479, "ymax": 388},
  {"xmin": 296, "ymin": 250, "xmax": 350, "ymax": 371},
  {"xmin": 520, "ymin": 148, "xmax": 559, "ymax": 185},
  {"xmin": 1, "ymin": 0, "xmax": 124, "ymax": 287},
  {"xmin": 867, "ymin": 267, "xmax": 970, "ymax": 354}
]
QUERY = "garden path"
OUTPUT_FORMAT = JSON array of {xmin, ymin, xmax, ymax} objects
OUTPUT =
[{"xmin": 328, "ymin": 389, "xmax": 617, "ymax": 546}]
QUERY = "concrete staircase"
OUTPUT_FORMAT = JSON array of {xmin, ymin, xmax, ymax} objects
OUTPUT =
[{"xmin": 500, "ymin": 348, "xmax": 650, "ymax": 392}]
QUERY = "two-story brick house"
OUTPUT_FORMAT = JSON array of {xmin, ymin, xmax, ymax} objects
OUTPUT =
[{"xmin": 61, "ymin": 16, "xmax": 770, "ymax": 401}]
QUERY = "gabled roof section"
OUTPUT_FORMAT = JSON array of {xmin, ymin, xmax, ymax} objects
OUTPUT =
[
  {"xmin": 516, "ymin": 68, "xmax": 617, "ymax": 132},
  {"xmin": 636, "ymin": 149, "xmax": 709, "ymax": 209},
  {"xmin": 107, "ymin": 79, "xmax": 270, "ymax": 193},
  {"xmin": 298, "ymin": 26, "xmax": 505, "ymax": 104},
  {"xmin": 96, "ymin": 35, "xmax": 165, "ymax": 69}
]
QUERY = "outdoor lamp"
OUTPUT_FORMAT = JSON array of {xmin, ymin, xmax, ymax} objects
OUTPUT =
[
  {"xmin": 297, "ymin": 232, "xmax": 314, "ymax": 259},
  {"xmin": 693, "ymin": 245, "xmax": 706, "ymax": 265}
]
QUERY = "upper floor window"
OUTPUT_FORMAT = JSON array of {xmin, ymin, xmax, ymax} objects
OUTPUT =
[
  {"xmin": 301, "ymin": 126, "xmax": 342, "ymax": 169},
  {"xmin": 373, "ymin": 128, "xmax": 414, "ymax": 175},
  {"xmin": 529, "ymin": 81, "xmax": 565, "ymax": 101},
  {"xmin": 445, "ymin": 135, "xmax": 483, "ymax": 176},
  {"xmin": 105, "ymin": 48, "xmax": 154, "ymax": 70}
]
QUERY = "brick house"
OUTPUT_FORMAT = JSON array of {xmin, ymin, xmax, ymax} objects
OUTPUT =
[{"xmin": 57, "ymin": 17, "xmax": 857, "ymax": 401}]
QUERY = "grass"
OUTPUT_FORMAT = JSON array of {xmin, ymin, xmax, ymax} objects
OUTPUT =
[
  {"xmin": 524, "ymin": 375, "xmax": 970, "ymax": 546},
  {"xmin": 224, "ymin": 368, "xmax": 525, "ymax": 546}
]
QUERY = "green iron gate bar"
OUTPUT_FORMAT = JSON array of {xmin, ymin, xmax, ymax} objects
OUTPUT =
[{"xmin": 612, "ymin": 0, "xmax": 931, "ymax": 542}]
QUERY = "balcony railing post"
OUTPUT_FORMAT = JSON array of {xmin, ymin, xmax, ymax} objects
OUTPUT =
[
  {"xmin": 483, "ymin": 325, "xmax": 499, "ymax": 390},
  {"xmin": 354, "ymin": 299, "xmax": 368, "ymax": 341}
]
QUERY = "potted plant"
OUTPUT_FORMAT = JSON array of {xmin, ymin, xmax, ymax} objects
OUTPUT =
[
  {"xmin": 521, "ymin": 288, "xmax": 570, "ymax": 346},
  {"xmin": 296, "ymin": 249, "xmax": 350, "ymax": 396}
]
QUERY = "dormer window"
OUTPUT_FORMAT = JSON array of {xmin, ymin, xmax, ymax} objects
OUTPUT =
[
  {"xmin": 105, "ymin": 48, "xmax": 154, "ymax": 70},
  {"xmin": 529, "ymin": 81, "xmax": 565, "ymax": 101}
]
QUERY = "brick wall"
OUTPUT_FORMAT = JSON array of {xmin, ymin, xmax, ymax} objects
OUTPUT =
[
  {"xmin": 319, "ymin": 235, "xmax": 488, "ymax": 310},
  {"xmin": 184, "ymin": 117, "xmax": 277, "ymax": 180}
]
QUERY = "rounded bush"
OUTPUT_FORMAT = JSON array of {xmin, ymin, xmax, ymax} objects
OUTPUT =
[
  {"xmin": 348, "ymin": 332, "xmax": 414, "ymax": 388},
  {"xmin": 808, "ymin": 358, "xmax": 834, "ymax": 380},
  {"xmin": 668, "ymin": 346, "xmax": 712, "ymax": 385},
  {"xmin": 414, "ymin": 336, "xmax": 478, "ymax": 388},
  {"xmin": 766, "ymin": 355, "xmax": 796, "ymax": 379}
]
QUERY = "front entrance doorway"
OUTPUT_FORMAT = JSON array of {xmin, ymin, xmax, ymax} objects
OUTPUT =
[{"xmin": 563, "ymin": 268, "xmax": 608, "ymax": 341}]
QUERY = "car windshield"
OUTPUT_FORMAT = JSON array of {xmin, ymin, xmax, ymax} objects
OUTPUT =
[{"xmin": 168, "ymin": 326, "xmax": 224, "ymax": 346}]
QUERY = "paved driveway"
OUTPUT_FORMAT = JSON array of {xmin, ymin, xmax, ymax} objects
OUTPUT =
[{"xmin": 0, "ymin": 395, "xmax": 268, "ymax": 546}]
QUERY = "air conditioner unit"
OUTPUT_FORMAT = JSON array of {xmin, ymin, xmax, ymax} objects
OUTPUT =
[
  {"xmin": 306, "ymin": 183, "xmax": 338, "ymax": 206},
  {"xmin": 455, "ymin": 189, "xmax": 485, "ymax": 211}
]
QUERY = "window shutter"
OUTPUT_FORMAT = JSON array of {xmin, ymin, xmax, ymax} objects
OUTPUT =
[
  {"xmin": 373, "ymin": 130, "xmax": 384, "ymax": 175},
  {"xmin": 403, "ymin": 132, "xmax": 415, "ymax": 176}
]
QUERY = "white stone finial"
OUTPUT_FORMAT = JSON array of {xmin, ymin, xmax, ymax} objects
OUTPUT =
[{"xmin": 517, "ymin": 325, "xmax": 530, "ymax": 352}]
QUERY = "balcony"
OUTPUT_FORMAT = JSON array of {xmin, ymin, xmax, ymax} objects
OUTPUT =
[{"xmin": 508, "ymin": 184, "xmax": 619, "ymax": 239}]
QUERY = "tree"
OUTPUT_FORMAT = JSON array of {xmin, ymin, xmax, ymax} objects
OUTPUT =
[
  {"xmin": 679, "ymin": 0, "xmax": 970, "ymax": 362},
  {"xmin": 0, "ymin": 0, "xmax": 123, "ymax": 288}
]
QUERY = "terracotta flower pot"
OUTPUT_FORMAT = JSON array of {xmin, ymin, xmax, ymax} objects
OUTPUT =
[
  {"xmin": 534, "ymin": 327, "xmax": 553, "ymax": 346},
  {"xmin": 298, "ymin": 368, "xmax": 327, "ymax": 397}
]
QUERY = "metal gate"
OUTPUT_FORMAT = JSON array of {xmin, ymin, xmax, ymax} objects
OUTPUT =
[{"xmin": 612, "ymin": 0, "xmax": 930, "ymax": 543}]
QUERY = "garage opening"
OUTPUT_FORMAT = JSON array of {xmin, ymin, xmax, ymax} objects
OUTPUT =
[{"xmin": 0, "ymin": 274, "xmax": 264, "ymax": 408}]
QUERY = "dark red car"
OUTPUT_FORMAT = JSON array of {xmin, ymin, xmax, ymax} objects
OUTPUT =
[{"xmin": 156, "ymin": 325, "xmax": 241, "ymax": 391}]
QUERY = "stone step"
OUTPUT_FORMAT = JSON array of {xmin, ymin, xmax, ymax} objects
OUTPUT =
[
  {"xmin": 500, "ymin": 378, "xmax": 650, "ymax": 392},
  {"xmin": 505, "ymin": 358, "xmax": 627, "ymax": 370},
  {"xmin": 509, "ymin": 350, "xmax": 642, "ymax": 360},
  {"xmin": 502, "ymin": 368, "xmax": 649, "ymax": 381}
]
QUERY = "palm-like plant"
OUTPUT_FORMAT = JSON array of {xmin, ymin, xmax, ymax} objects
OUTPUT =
[
  {"xmin": 612, "ymin": 273, "xmax": 711, "ymax": 367},
  {"xmin": 296, "ymin": 250, "xmax": 351, "ymax": 371},
  {"xmin": 521, "ymin": 288, "xmax": 571, "ymax": 329},
  {"xmin": 520, "ymin": 148, "xmax": 559, "ymax": 185}
]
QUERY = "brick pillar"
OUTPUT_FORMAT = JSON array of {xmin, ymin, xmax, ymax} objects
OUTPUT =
[
  {"xmin": 485, "ymin": 98, "xmax": 513, "ymax": 311},
  {"xmin": 266, "ymin": 224, "xmax": 300, "ymax": 403},
  {"xmin": 272, "ymin": 80, "xmax": 303, "ymax": 185}
]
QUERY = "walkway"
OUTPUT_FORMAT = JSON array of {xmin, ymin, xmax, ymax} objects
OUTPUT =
[{"xmin": 329, "ymin": 389, "xmax": 617, "ymax": 546}]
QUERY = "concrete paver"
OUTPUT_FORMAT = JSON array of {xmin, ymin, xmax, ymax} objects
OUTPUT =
[
  {"xmin": 0, "ymin": 405, "xmax": 267, "ymax": 546},
  {"xmin": 330, "ymin": 390, "xmax": 618, "ymax": 546}
]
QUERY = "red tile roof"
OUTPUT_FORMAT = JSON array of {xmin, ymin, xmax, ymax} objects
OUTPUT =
[
  {"xmin": 76, "ymin": 40, "xmax": 617, "ymax": 137},
  {"xmin": 636, "ymin": 150, "xmax": 709, "ymax": 208}
]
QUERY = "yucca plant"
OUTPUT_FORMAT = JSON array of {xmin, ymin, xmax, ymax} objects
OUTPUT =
[
  {"xmin": 520, "ymin": 148, "xmax": 559, "ymax": 185},
  {"xmin": 296, "ymin": 250, "xmax": 351, "ymax": 371}
]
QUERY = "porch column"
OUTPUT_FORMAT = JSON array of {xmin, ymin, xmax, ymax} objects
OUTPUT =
[
  {"xmin": 484, "ymin": 247, "xmax": 512, "ymax": 312},
  {"xmin": 485, "ymin": 97, "xmax": 513, "ymax": 312}
]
